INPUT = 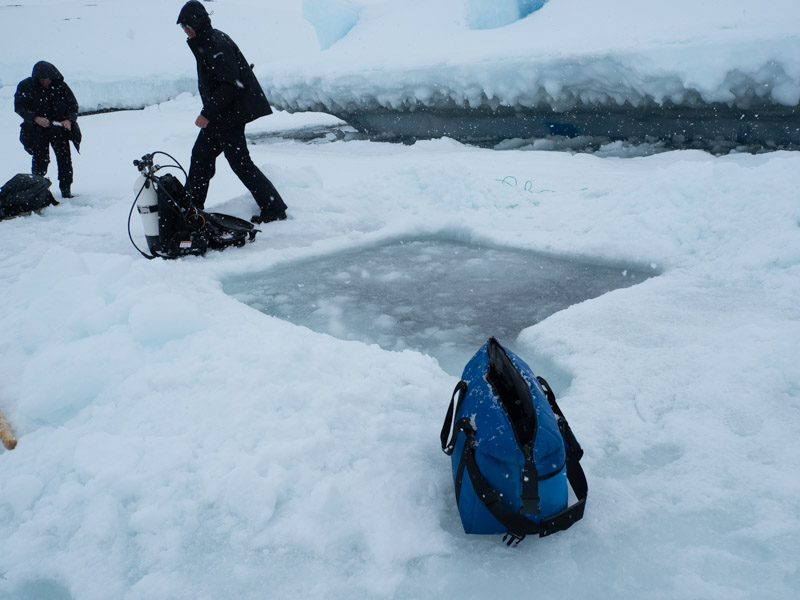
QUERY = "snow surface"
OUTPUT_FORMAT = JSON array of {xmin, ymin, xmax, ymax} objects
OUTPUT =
[{"xmin": 1, "ymin": 1, "xmax": 800, "ymax": 599}]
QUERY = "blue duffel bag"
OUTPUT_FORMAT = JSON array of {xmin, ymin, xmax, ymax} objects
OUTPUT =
[{"xmin": 440, "ymin": 337, "xmax": 587, "ymax": 545}]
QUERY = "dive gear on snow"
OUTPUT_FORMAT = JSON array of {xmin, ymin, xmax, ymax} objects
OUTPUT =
[
  {"xmin": 129, "ymin": 151, "xmax": 259, "ymax": 260},
  {"xmin": 441, "ymin": 337, "xmax": 587, "ymax": 545}
]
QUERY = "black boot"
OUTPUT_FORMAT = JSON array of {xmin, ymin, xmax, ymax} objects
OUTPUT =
[
  {"xmin": 60, "ymin": 185, "xmax": 73, "ymax": 199},
  {"xmin": 251, "ymin": 209, "xmax": 287, "ymax": 224}
]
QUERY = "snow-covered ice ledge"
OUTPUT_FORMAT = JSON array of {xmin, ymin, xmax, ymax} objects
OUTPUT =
[
  {"xmin": 265, "ymin": 0, "xmax": 800, "ymax": 148},
  {"xmin": 266, "ymin": 55, "xmax": 800, "ymax": 115},
  {"xmin": 263, "ymin": 55, "xmax": 800, "ymax": 147}
]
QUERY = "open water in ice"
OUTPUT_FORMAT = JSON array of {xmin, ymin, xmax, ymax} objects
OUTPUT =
[{"xmin": 224, "ymin": 239, "xmax": 654, "ymax": 375}]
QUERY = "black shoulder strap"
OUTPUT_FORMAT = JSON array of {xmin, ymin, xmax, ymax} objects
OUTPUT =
[
  {"xmin": 454, "ymin": 376, "xmax": 587, "ymax": 546},
  {"xmin": 537, "ymin": 376, "xmax": 584, "ymax": 463}
]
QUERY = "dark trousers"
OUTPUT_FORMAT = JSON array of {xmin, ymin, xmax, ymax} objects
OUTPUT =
[
  {"xmin": 185, "ymin": 124, "xmax": 286, "ymax": 214},
  {"xmin": 27, "ymin": 126, "xmax": 73, "ymax": 190}
]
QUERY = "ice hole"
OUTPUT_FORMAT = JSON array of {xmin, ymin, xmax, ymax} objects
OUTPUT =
[{"xmin": 223, "ymin": 239, "xmax": 654, "ymax": 375}]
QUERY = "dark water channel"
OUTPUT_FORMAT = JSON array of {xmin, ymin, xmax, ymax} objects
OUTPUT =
[
  {"xmin": 254, "ymin": 102, "xmax": 800, "ymax": 155},
  {"xmin": 223, "ymin": 239, "xmax": 654, "ymax": 375}
]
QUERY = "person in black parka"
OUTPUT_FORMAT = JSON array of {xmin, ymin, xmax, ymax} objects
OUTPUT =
[
  {"xmin": 177, "ymin": 0, "xmax": 287, "ymax": 224},
  {"xmin": 14, "ymin": 61, "xmax": 81, "ymax": 198}
]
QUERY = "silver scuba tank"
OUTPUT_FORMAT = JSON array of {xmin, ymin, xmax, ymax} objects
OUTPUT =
[{"xmin": 134, "ymin": 174, "xmax": 160, "ymax": 254}]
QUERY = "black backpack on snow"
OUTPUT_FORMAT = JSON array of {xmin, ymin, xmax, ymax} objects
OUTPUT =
[{"xmin": 0, "ymin": 173, "xmax": 58, "ymax": 221}]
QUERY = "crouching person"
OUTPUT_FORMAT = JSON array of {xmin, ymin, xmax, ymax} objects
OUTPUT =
[{"xmin": 14, "ymin": 61, "xmax": 81, "ymax": 199}]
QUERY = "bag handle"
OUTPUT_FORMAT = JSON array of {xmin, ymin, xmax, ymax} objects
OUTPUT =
[
  {"xmin": 440, "ymin": 381, "xmax": 468, "ymax": 456},
  {"xmin": 537, "ymin": 376, "xmax": 584, "ymax": 462}
]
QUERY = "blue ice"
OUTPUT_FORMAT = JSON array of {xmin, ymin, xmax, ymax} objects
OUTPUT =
[
  {"xmin": 467, "ymin": 0, "xmax": 549, "ymax": 30},
  {"xmin": 303, "ymin": 0, "xmax": 361, "ymax": 50}
]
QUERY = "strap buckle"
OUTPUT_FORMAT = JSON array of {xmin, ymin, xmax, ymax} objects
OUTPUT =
[{"xmin": 502, "ymin": 531, "xmax": 526, "ymax": 547}]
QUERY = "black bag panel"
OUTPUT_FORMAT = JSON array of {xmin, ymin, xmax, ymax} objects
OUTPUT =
[
  {"xmin": 155, "ymin": 174, "xmax": 189, "ymax": 250},
  {"xmin": 486, "ymin": 338, "xmax": 538, "ymax": 451},
  {"xmin": 156, "ymin": 173, "xmax": 191, "ymax": 212}
]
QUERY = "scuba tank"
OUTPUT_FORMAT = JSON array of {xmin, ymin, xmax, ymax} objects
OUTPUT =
[{"xmin": 133, "ymin": 172, "xmax": 160, "ymax": 254}]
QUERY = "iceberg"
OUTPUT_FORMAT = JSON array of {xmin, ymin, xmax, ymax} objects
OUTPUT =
[{"xmin": 303, "ymin": 0, "xmax": 361, "ymax": 50}]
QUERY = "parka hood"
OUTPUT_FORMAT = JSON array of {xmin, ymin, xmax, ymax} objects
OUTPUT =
[
  {"xmin": 31, "ymin": 61, "xmax": 63, "ymax": 83},
  {"xmin": 177, "ymin": 1, "xmax": 212, "ymax": 35}
]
